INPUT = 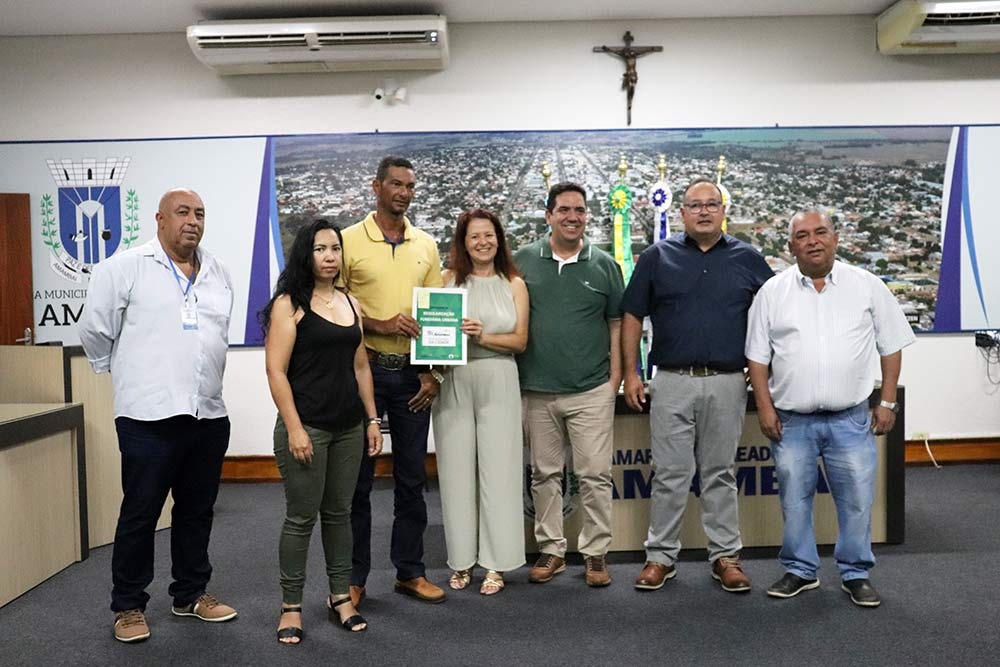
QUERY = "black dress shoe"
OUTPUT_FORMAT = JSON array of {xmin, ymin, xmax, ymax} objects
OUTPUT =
[
  {"xmin": 841, "ymin": 578, "xmax": 881, "ymax": 607},
  {"xmin": 767, "ymin": 572, "xmax": 820, "ymax": 599}
]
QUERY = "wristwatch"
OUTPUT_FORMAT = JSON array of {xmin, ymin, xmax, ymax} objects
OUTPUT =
[
  {"xmin": 878, "ymin": 400, "xmax": 899, "ymax": 414},
  {"xmin": 429, "ymin": 368, "xmax": 445, "ymax": 385}
]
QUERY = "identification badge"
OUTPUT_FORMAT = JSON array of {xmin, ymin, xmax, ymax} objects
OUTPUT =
[{"xmin": 182, "ymin": 297, "xmax": 199, "ymax": 330}]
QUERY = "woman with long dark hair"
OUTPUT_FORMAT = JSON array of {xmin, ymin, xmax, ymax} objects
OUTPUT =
[
  {"xmin": 261, "ymin": 220, "xmax": 382, "ymax": 644},
  {"xmin": 432, "ymin": 209, "xmax": 528, "ymax": 595}
]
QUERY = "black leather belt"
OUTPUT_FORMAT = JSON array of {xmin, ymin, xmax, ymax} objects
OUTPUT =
[
  {"xmin": 661, "ymin": 365, "xmax": 740, "ymax": 377},
  {"xmin": 791, "ymin": 403, "xmax": 864, "ymax": 417},
  {"xmin": 367, "ymin": 349, "xmax": 409, "ymax": 371}
]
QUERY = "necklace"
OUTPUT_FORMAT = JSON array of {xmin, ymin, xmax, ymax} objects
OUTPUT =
[{"xmin": 313, "ymin": 289, "xmax": 337, "ymax": 310}]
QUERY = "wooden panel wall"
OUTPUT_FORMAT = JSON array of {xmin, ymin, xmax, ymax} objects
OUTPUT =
[
  {"xmin": 0, "ymin": 346, "xmax": 64, "ymax": 403},
  {"xmin": 0, "ymin": 430, "xmax": 79, "ymax": 606},
  {"xmin": 70, "ymin": 355, "xmax": 172, "ymax": 548},
  {"xmin": 0, "ymin": 194, "xmax": 33, "ymax": 346}
]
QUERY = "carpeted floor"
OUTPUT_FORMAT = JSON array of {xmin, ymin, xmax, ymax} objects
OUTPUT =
[{"xmin": 2, "ymin": 464, "xmax": 999, "ymax": 666}]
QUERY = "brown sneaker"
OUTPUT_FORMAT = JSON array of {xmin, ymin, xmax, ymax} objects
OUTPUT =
[
  {"xmin": 528, "ymin": 553, "xmax": 566, "ymax": 583},
  {"xmin": 711, "ymin": 555, "xmax": 751, "ymax": 593},
  {"xmin": 634, "ymin": 561, "xmax": 676, "ymax": 591},
  {"xmin": 113, "ymin": 609, "xmax": 150, "ymax": 643},
  {"xmin": 172, "ymin": 593, "xmax": 239, "ymax": 621},
  {"xmin": 394, "ymin": 576, "xmax": 446, "ymax": 603},
  {"xmin": 584, "ymin": 555, "xmax": 612, "ymax": 587}
]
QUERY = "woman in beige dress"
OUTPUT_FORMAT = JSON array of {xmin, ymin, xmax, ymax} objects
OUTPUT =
[{"xmin": 432, "ymin": 208, "xmax": 528, "ymax": 595}]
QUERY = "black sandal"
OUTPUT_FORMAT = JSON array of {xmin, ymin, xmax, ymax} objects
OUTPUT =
[
  {"xmin": 328, "ymin": 595, "xmax": 367, "ymax": 632},
  {"xmin": 276, "ymin": 606, "xmax": 304, "ymax": 644}
]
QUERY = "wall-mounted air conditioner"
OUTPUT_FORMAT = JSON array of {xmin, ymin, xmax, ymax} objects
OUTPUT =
[
  {"xmin": 877, "ymin": 0, "xmax": 1000, "ymax": 54},
  {"xmin": 187, "ymin": 15, "xmax": 448, "ymax": 74}
]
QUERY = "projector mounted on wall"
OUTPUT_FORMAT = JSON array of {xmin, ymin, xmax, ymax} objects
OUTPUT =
[
  {"xmin": 186, "ymin": 15, "xmax": 448, "ymax": 75},
  {"xmin": 877, "ymin": 0, "xmax": 1000, "ymax": 54}
]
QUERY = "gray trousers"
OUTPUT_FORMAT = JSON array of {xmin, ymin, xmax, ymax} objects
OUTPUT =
[
  {"xmin": 645, "ymin": 371, "xmax": 747, "ymax": 565},
  {"xmin": 274, "ymin": 417, "xmax": 363, "ymax": 604}
]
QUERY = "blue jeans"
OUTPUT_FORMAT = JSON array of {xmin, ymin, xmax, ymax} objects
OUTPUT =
[
  {"xmin": 773, "ymin": 403, "xmax": 876, "ymax": 582},
  {"xmin": 351, "ymin": 363, "xmax": 430, "ymax": 584}
]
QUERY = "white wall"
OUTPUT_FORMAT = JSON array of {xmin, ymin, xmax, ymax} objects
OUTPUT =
[{"xmin": 4, "ymin": 16, "xmax": 1000, "ymax": 453}]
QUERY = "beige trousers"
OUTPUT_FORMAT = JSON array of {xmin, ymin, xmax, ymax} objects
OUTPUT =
[
  {"xmin": 523, "ymin": 382, "xmax": 617, "ymax": 557},
  {"xmin": 432, "ymin": 356, "xmax": 526, "ymax": 572}
]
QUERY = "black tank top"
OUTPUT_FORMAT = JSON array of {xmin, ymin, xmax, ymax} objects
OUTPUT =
[{"xmin": 286, "ymin": 298, "xmax": 365, "ymax": 432}]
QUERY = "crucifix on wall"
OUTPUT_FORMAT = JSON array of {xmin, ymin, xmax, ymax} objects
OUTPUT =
[{"xmin": 593, "ymin": 31, "xmax": 663, "ymax": 126}]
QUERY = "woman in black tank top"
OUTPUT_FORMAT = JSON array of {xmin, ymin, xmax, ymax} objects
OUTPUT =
[{"xmin": 261, "ymin": 221, "xmax": 382, "ymax": 644}]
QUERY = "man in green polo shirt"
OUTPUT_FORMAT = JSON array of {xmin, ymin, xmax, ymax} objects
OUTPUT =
[{"xmin": 516, "ymin": 182, "xmax": 624, "ymax": 587}]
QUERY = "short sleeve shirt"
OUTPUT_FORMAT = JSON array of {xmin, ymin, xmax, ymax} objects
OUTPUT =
[
  {"xmin": 515, "ymin": 235, "xmax": 624, "ymax": 394},
  {"xmin": 341, "ymin": 212, "xmax": 443, "ymax": 354},
  {"xmin": 621, "ymin": 233, "xmax": 773, "ymax": 371},
  {"xmin": 745, "ymin": 260, "xmax": 916, "ymax": 412}
]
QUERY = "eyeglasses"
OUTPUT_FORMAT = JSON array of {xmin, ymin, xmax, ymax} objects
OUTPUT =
[{"xmin": 682, "ymin": 201, "xmax": 723, "ymax": 213}]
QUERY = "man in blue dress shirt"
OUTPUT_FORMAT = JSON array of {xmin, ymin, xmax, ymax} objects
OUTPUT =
[{"xmin": 621, "ymin": 177, "xmax": 773, "ymax": 594}]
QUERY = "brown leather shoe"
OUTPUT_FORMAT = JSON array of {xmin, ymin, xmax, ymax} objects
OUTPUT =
[
  {"xmin": 584, "ymin": 555, "xmax": 611, "ymax": 587},
  {"xmin": 528, "ymin": 553, "xmax": 566, "ymax": 583},
  {"xmin": 712, "ymin": 555, "xmax": 751, "ymax": 592},
  {"xmin": 349, "ymin": 585, "xmax": 366, "ymax": 609},
  {"xmin": 394, "ymin": 576, "xmax": 446, "ymax": 603},
  {"xmin": 634, "ymin": 561, "xmax": 676, "ymax": 590}
]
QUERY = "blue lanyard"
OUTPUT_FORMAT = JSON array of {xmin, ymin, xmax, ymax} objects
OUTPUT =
[{"xmin": 168, "ymin": 256, "xmax": 196, "ymax": 298}]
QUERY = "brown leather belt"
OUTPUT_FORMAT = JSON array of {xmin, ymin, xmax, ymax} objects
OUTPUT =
[
  {"xmin": 661, "ymin": 365, "xmax": 739, "ymax": 377},
  {"xmin": 366, "ymin": 348, "xmax": 410, "ymax": 371}
]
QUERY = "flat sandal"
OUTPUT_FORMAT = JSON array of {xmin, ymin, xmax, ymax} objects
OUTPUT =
[
  {"xmin": 480, "ymin": 571, "xmax": 504, "ymax": 596},
  {"xmin": 449, "ymin": 569, "xmax": 472, "ymax": 590}
]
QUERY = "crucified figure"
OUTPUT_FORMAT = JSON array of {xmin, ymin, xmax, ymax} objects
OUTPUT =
[{"xmin": 593, "ymin": 31, "xmax": 663, "ymax": 126}]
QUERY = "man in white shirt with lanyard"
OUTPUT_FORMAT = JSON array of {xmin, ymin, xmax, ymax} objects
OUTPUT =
[
  {"xmin": 745, "ymin": 209, "xmax": 915, "ymax": 608},
  {"xmin": 80, "ymin": 188, "xmax": 238, "ymax": 643}
]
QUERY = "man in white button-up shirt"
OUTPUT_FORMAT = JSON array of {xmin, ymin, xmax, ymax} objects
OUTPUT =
[
  {"xmin": 745, "ymin": 209, "xmax": 915, "ymax": 609},
  {"xmin": 79, "ymin": 188, "xmax": 238, "ymax": 643}
]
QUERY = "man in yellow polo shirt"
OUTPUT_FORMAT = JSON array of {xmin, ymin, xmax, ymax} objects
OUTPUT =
[{"xmin": 342, "ymin": 155, "xmax": 446, "ymax": 605}]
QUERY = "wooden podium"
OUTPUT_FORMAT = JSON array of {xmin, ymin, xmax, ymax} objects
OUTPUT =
[
  {"xmin": 0, "ymin": 345, "xmax": 172, "ymax": 556},
  {"xmin": 524, "ymin": 388, "xmax": 905, "ymax": 553}
]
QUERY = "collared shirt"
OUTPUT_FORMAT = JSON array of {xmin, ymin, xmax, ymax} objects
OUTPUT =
[
  {"xmin": 745, "ymin": 260, "xmax": 916, "ymax": 412},
  {"xmin": 515, "ymin": 234, "xmax": 624, "ymax": 394},
  {"xmin": 341, "ymin": 212, "xmax": 444, "ymax": 354},
  {"xmin": 620, "ymin": 232, "xmax": 774, "ymax": 371},
  {"xmin": 554, "ymin": 250, "xmax": 580, "ymax": 272},
  {"xmin": 78, "ymin": 239, "xmax": 234, "ymax": 420}
]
